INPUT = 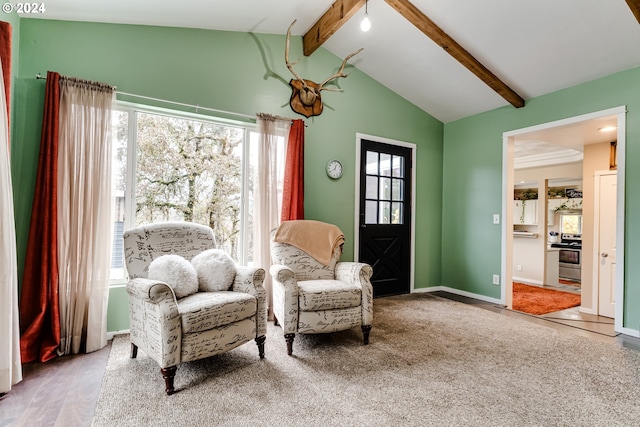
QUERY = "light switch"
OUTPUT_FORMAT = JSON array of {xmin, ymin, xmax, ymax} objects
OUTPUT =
[{"xmin": 493, "ymin": 214, "xmax": 500, "ymax": 224}]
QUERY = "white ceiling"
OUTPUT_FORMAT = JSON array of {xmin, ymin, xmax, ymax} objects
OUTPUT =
[
  {"xmin": 513, "ymin": 113, "xmax": 618, "ymax": 169},
  {"xmin": 25, "ymin": 0, "xmax": 640, "ymax": 124},
  {"xmin": 25, "ymin": 0, "xmax": 637, "ymax": 162}
]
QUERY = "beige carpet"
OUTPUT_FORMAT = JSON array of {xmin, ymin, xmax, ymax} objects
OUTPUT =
[{"xmin": 93, "ymin": 294, "xmax": 640, "ymax": 426}]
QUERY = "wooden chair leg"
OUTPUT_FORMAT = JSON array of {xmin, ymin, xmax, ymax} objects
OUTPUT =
[
  {"xmin": 161, "ymin": 366, "xmax": 177, "ymax": 395},
  {"xmin": 284, "ymin": 333, "xmax": 295, "ymax": 356},
  {"xmin": 130, "ymin": 343, "xmax": 138, "ymax": 359},
  {"xmin": 362, "ymin": 325, "xmax": 372, "ymax": 345},
  {"xmin": 255, "ymin": 336, "xmax": 266, "ymax": 359}
]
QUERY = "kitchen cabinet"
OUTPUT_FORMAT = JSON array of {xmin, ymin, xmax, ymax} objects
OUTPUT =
[
  {"xmin": 548, "ymin": 198, "xmax": 582, "ymax": 211},
  {"xmin": 514, "ymin": 200, "xmax": 537, "ymax": 225},
  {"xmin": 548, "ymin": 198, "xmax": 564, "ymax": 211},
  {"xmin": 548, "ymin": 198, "xmax": 582, "ymax": 226},
  {"xmin": 546, "ymin": 247, "xmax": 560, "ymax": 286}
]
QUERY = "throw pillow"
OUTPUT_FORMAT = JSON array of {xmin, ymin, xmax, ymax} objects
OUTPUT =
[
  {"xmin": 190, "ymin": 249, "xmax": 236, "ymax": 292},
  {"xmin": 148, "ymin": 254, "xmax": 199, "ymax": 299}
]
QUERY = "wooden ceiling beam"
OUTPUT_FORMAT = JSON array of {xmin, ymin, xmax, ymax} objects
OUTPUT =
[
  {"xmin": 385, "ymin": 0, "xmax": 525, "ymax": 108},
  {"xmin": 626, "ymin": 0, "xmax": 640, "ymax": 24},
  {"xmin": 303, "ymin": 0, "xmax": 366, "ymax": 56}
]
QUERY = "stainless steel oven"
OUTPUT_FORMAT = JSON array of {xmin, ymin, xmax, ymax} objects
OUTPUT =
[
  {"xmin": 552, "ymin": 233, "xmax": 582, "ymax": 282},
  {"xmin": 558, "ymin": 247, "xmax": 581, "ymax": 281}
]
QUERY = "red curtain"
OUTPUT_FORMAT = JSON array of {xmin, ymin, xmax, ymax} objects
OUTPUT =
[
  {"xmin": 19, "ymin": 71, "xmax": 61, "ymax": 363},
  {"xmin": 0, "ymin": 21, "xmax": 11, "ymax": 146},
  {"xmin": 281, "ymin": 119, "xmax": 304, "ymax": 221}
]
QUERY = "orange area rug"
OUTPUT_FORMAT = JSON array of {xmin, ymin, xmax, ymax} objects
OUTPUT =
[
  {"xmin": 558, "ymin": 278, "xmax": 581, "ymax": 287},
  {"xmin": 512, "ymin": 282, "xmax": 581, "ymax": 315}
]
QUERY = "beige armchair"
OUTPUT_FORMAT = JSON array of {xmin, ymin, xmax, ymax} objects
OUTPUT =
[
  {"xmin": 270, "ymin": 220, "xmax": 373, "ymax": 355},
  {"xmin": 123, "ymin": 222, "xmax": 267, "ymax": 395}
]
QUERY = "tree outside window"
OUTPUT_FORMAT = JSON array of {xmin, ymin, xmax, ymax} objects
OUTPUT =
[{"xmin": 110, "ymin": 108, "xmax": 257, "ymax": 282}]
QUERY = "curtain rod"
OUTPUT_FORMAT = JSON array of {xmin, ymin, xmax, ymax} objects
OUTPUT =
[
  {"xmin": 35, "ymin": 73, "xmax": 306, "ymax": 125},
  {"xmin": 35, "ymin": 73, "xmax": 258, "ymax": 121}
]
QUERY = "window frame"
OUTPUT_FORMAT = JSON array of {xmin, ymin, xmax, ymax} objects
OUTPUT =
[{"xmin": 110, "ymin": 102, "xmax": 257, "ymax": 286}]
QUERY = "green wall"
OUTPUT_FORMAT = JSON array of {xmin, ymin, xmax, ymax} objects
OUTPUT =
[
  {"xmin": 442, "ymin": 66, "xmax": 640, "ymax": 331},
  {"xmin": 13, "ymin": 19, "xmax": 443, "ymax": 332}
]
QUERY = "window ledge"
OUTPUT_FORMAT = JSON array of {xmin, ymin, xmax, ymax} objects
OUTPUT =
[{"xmin": 109, "ymin": 279, "xmax": 127, "ymax": 288}]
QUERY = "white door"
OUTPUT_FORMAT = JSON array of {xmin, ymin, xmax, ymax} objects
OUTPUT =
[{"xmin": 596, "ymin": 172, "xmax": 617, "ymax": 318}]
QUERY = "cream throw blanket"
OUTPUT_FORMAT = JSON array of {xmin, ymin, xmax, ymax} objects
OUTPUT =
[{"xmin": 274, "ymin": 220, "xmax": 344, "ymax": 266}]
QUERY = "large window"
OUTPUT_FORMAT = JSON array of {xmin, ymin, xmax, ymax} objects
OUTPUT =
[{"xmin": 110, "ymin": 105, "xmax": 272, "ymax": 283}]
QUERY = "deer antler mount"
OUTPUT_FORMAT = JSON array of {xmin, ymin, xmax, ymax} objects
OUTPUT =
[{"xmin": 285, "ymin": 20, "xmax": 363, "ymax": 118}]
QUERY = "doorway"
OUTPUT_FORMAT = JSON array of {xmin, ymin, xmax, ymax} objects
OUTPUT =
[
  {"xmin": 355, "ymin": 134, "xmax": 416, "ymax": 297},
  {"xmin": 502, "ymin": 106, "xmax": 626, "ymax": 333}
]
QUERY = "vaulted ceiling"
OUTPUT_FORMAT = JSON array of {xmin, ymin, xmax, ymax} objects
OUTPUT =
[{"xmin": 27, "ymin": 0, "xmax": 640, "ymax": 124}]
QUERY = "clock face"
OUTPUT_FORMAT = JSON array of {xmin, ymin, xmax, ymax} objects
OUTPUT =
[{"xmin": 326, "ymin": 159, "xmax": 343, "ymax": 179}]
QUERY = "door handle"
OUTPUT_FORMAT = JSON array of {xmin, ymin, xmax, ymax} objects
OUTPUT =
[{"xmin": 601, "ymin": 252, "xmax": 608, "ymax": 258}]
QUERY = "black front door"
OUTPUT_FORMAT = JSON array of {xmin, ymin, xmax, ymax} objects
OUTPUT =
[{"xmin": 358, "ymin": 139, "xmax": 412, "ymax": 297}]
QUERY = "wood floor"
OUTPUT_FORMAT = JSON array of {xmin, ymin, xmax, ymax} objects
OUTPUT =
[
  {"xmin": 432, "ymin": 290, "xmax": 640, "ymax": 350},
  {"xmin": 0, "ymin": 344, "xmax": 111, "ymax": 427},
  {"xmin": 2, "ymin": 291, "xmax": 639, "ymax": 426}
]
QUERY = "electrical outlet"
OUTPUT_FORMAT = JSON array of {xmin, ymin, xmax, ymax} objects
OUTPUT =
[
  {"xmin": 517, "ymin": 265, "xmax": 522, "ymax": 272},
  {"xmin": 493, "ymin": 214, "xmax": 500, "ymax": 224},
  {"xmin": 492, "ymin": 274, "xmax": 500, "ymax": 285}
]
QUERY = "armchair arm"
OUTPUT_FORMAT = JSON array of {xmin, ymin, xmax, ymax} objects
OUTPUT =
[
  {"xmin": 126, "ymin": 278, "xmax": 182, "ymax": 368},
  {"xmin": 269, "ymin": 264, "xmax": 299, "ymax": 334},
  {"xmin": 232, "ymin": 266, "xmax": 267, "ymax": 338},
  {"xmin": 335, "ymin": 262, "xmax": 373, "ymax": 326},
  {"xmin": 127, "ymin": 277, "xmax": 176, "ymax": 302}
]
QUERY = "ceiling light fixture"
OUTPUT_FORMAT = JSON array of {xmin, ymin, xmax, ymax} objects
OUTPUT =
[
  {"xmin": 598, "ymin": 126, "xmax": 617, "ymax": 132},
  {"xmin": 361, "ymin": 0, "xmax": 371, "ymax": 32}
]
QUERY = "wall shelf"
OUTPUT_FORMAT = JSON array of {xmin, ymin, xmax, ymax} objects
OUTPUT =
[{"xmin": 513, "ymin": 231, "xmax": 538, "ymax": 238}]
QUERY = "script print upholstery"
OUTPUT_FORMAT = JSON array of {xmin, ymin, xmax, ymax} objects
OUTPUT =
[
  {"xmin": 124, "ymin": 222, "xmax": 267, "ymax": 394},
  {"xmin": 270, "ymin": 226, "xmax": 373, "ymax": 355},
  {"xmin": 125, "ymin": 222, "xmax": 216, "ymax": 279}
]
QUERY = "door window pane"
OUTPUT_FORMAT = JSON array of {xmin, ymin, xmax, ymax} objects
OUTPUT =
[
  {"xmin": 392, "ymin": 155, "xmax": 404, "ymax": 178},
  {"xmin": 366, "ymin": 151, "xmax": 378, "ymax": 174},
  {"xmin": 392, "ymin": 179, "xmax": 403, "ymax": 201},
  {"xmin": 379, "ymin": 202, "xmax": 391, "ymax": 224},
  {"xmin": 391, "ymin": 202, "xmax": 403, "ymax": 224},
  {"xmin": 366, "ymin": 176, "xmax": 378, "ymax": 199},
  {"xmin": 365, "ymin": 200, "xmax": 378, "ymax": 224},
  {"xmin": 379, "ymin": 177, "xmax": 391, "ymax": 200},
  {"xmin": 380, "ymin": 153, "xmax": 391, "ymax": 176}
]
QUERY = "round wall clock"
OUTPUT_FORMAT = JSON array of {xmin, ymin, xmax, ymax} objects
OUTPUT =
[{"xmin": 326, "ymin": 159, "xmax": 343, "ymax": 179}]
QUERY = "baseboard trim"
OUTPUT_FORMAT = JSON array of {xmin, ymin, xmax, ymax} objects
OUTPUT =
[
  {"xmin": 107, "ymin": 329, "xmax": 130, "ymax": 340},
  {"xmin": 512, "ymin": 277, "xmax": 543, "ymax": 286},
  {"xmin": 414, "ymin": 286, "xmax": 503, "ymax": 305},
  {"xmin": 618, "ymin": 325, "xmax": 640, "ymax": 338},
  {"xmin": 578, "ymin": 306, "xmax": 597, "ymax": 315}
]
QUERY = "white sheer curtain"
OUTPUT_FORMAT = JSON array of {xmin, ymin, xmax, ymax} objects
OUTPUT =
[
  {"xmin": 254, "ymin": 113, "xmax": 290, "ymax": 318},
  {"xmin": 57, "ymin": 77, "xmax": 115, "ymax": 355},
  {"xmin": 0, "ymin": 58, "xmax": 22, "ymax": 394}
]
